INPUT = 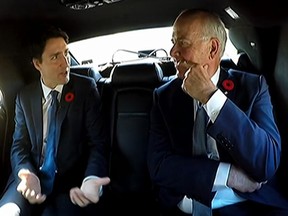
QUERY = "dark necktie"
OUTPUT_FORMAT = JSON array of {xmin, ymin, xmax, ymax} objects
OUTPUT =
[
  {"xmin": 192, "ymin": 103, "xmax": 208, "ymax": 156},
  {"xmin": 192, "ymin": 103, "xmax": 212, "ymax": 215},
  {"xmin": 40, "ymin": 90, "xmax": 58, "ymax": 195}
]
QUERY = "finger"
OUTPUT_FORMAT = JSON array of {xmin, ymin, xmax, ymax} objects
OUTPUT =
[
  {"xmin": 74, "ymin": 190, "xmax": 90, "ymax": 207},
  {"xmin": 28, "ymin": 198, "xmax": 37, "ymax": 204},
  {"xmin": 84, "ymin": 192, "xmax": 99, "ymax": 204},
  {"xmin": 25, "ymin": 188, "xmax": 39, "ymax": 202},
  {"xmin": 24, "ymin": 188, "xmax": 31, "ymax": 198},
  {"xmin": 70, "ymin": 188, "xmax": 90, "ymax": 207},
  {"xmin": 184, "ymin": 67, "xmax": 191, "ymax": 79},
  {"xmin": 69, "ymin": 187, "xmax": 78, "ymax": 204},
  {"xmin": 24, "ymin": 189, "xmax": 38, "ymax": 204},
  {"xmin": 34, "ymin": 194, "xmax": 46, "ymax": 204},
  {"xmin": 179, "ymin": 60, "xmax": 192, "ymax": 72},
  {"xmin": 262, "ymin": 180, "xmax": 268, "ymax": 185},
  {"xmin": 30, "ymin": 190, "xmax": 36, "ymax": 197},
  {"xmin": 97, "ymin": 177, "xmax": 111, "ymax": 186},
  {"xmin": 70, "ymin": 187, "xmax": 84, "ymax": 204},
  {"xmin": 74, "ymin": 194, "xmax": 90, "ymax": 207},
  {"xmin": 181, "ymin": 74, "xmax": 189, "ymax": 93},
  {"xmin": 256, "ymin": 182, "xmax": 263, "ymax": 190},
  {"xmin": 16, "ymin": 181, "xmax": 27, "ymax": 193}
]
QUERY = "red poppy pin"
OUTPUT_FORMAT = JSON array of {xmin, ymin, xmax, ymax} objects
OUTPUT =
[
  {"xmin": 65, "ymin": 92, "xmax": 75, "ymax": 102},
  {"xmin": 222, "ymin": 79, "xmax": 234, "ymax": 94}
]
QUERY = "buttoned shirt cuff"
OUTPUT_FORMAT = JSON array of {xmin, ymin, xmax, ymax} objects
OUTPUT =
[
  {"xmin": 212, "ymin": 162, "xmax": 231, "ymax": 191},
  {"xmin": 83, "ymin": 175, "xmax": 103, "ymax": 196},
  {"xmin": 177, "ymin": 195, "xmax": 193, "ymax": 214},
  {"xmin": 204, "ymin": 89, "xmax": 227, "ymax": 123}
]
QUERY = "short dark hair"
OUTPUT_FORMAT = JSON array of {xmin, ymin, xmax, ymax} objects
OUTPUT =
[{"xmin": 29, "ymin": 25, "xmax": 69, "ymax": 61}]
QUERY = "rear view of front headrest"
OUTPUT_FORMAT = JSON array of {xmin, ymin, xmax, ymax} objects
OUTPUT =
[{"xmin": 110, "ymin": 62, "xmax": 163, "ymax": 86}]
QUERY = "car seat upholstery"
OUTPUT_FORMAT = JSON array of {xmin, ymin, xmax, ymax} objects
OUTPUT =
[
  {"xmin": 237, "ymin": 52, "xmax": 259, "ymax": 74},
  {"xmin": 101, "ymin": 61, "xmax": 165, "ymax": 215}
]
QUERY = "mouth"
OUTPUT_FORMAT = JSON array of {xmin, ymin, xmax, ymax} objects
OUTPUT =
[
  {"xmin": 63, "ymin": 69, "xmax": 69, "ymax": 75},
  {"xmin": 59, "ymin": 71, "xmax": 69, "ymax": 78},
  {"xmin": 175, "ymin": 60, "xmax": 190, "ymax": 71}
]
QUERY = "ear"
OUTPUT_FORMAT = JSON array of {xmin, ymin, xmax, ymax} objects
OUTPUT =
[
  {"xmin": 209, "ymin": 38, "xmax": 219, "ymax": 59},
  {"xmin": 32, "ymin": 58, "xmax": 41, "ymax": 71}
]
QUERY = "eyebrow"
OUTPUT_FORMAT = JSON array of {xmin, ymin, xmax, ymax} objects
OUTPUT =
[{"xmin": 49, "ymin": 48, "xmax": 69, "ymax": 57}]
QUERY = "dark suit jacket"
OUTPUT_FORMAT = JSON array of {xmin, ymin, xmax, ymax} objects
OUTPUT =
[
  {"xmin": 147, "ymin": 68, "xmax": 288, "ymax": 210},
  {"xmin": 9, "ymin": 73, "xmax": 108, "ymax": 193}
]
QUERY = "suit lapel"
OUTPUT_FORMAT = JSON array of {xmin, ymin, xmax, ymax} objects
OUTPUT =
[
  {"xmin": 30, "ymin": 82, "xmax": 44, "ymax": 158},
  {"xmin": 217, "ymin": 68, "xmax": 237, "ymax": 100},
  {"xmin": 55, "ymin": 81, "xmax": 74, "ymax": 152}
]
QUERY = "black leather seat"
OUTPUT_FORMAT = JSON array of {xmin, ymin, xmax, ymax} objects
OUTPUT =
[
  {"xmin": 0, "ymin": 66, "xmax": 25, "ymax": 196},
  {"xmin": 0, "ymin": 90, "xmax": 7, "ymax": 193},
  {"xmin": 70, "ymin": 65, "xmax": 102, "ymax": 82},
  {"xmin": 237, "ymin": 52, "xmax": 259, "ymax": 74},
  {"xmin": 220, "ymin": 57, "xmax": 238, "ymax": 70},
  {"xmin": 69, "ymin": 65, "xmax": 106, "ymax": 95},
  {"xmin": 101, "ymin": 61, "xmax": 164, "ymax": 215}
]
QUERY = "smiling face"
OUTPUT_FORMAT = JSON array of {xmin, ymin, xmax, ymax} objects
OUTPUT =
[
  {"xmin": 33, "ymin": 37, "xmax": 70, "ymax": 89},
  {"xmin": 170, "ymin": 10, "xmax": 224, "ymax": 79},
  {"xmin": 170, "ymin": 18, "xmax": 209, "ymax": 79}
]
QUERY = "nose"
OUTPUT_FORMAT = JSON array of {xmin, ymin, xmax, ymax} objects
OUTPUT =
[
  {"xmin": 170, "ymin": 44, "xmax": 179, "ymax": 59},
  {"xmin": 61, "ymin": 53, "xmax": 70, "ymax": 68}
]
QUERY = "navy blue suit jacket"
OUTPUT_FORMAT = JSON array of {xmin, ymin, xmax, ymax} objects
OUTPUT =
[
  {"xmin": 148, "ymin": 68, "xmax": 288, "ymax": 209},
  {"xmin": 9, "ymin": 73, "xmax": 108, "ymax": 192}
]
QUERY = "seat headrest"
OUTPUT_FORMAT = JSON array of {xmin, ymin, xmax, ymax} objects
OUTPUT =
[
  {"xmin": 110, "ymin": 62, "xmax": 163, "ymax": 86},
  {"xmin": 159, "ymin": 61, "xmax": 177, "ymax": 77},
  {"xmin": 220, "ymin": 58, "xmax": 237, "ymax": 70},
  {"xmin": 237, "ymin": 52, "xmax": 258, "ymax": 74},
  {"xmin": 70, "ymin": 66, "xmax": 102, "ymax": 82}
]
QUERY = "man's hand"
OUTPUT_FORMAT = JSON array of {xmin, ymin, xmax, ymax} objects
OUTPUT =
[
  {"xmin": 16, "ymin": 169, "xmax": 46, "ymax": 204},
  {"xmin": 69, "ymin": 177, "xmax": 110, "ymax": 207},
  {"xmin": 182, "ymin": 64, "xmax": 217, "ymax": 104},
  {"xmin": 227, "ymin": 165, "xmax": 266, "ymax": 193}
]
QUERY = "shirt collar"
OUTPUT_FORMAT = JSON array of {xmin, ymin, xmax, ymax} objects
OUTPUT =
[
  {"xmin": 211, "ymin": 67, "xmax": 220, "ymax": 86},
  {"xmin": 41, "ymin": 79, "xmax": 64, "ymax": 100}
]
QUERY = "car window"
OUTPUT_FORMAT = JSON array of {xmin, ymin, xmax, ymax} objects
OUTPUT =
[{"xmin": 69, "ymin": 26, "xmax": 239, "ymax": 67}]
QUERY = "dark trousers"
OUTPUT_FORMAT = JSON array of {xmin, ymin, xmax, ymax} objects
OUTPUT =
[
  {"xmin": 213, "ymin": 201, "xmax": 288, "ymax": 216},
  {"xmin": 160, "ymin": 201, "xmax": 288, "ymax": 216}
]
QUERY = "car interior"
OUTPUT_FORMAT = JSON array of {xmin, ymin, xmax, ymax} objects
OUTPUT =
[{"xmin": 0, "ymin": 0, "xmax": 288, "ymax": 215}]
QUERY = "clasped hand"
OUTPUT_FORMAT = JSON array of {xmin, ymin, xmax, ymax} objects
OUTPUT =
[
  {"xmin": 69, "ymin": 177, "xmax": 110, "ymax": 207},
  {"xmin": 17, "ymin": 169, "xmax": 47, "ymax": 204},
  {"xmin": 227, "ymin": 165, "xmax": 266, "ymax": 192},
  {"xmin": 182, "ymin": 64, "xmax": 217, "ymax": 104}
]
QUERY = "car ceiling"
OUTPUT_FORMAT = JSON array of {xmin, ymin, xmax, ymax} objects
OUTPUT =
[{"xmin": 0, "ymin": 0, "xmax": 287, "ymax": 43}]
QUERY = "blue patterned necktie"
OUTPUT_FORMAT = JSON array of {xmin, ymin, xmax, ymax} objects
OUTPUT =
[{"xmin": 40, "ymin": 90, "xmax": 58, "ymax": 195}]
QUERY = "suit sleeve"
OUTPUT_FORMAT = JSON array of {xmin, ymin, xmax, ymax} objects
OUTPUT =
[
  {"xmin": 10, "ymin": 92, "xmax": 38, "ymax": 180},
  {"xmin": 208, "ymin": 75, "xmax": 281, "ymax": 182}
]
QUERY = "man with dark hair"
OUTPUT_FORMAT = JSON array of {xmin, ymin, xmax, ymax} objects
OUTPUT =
[{"xmin": 0, "ymin": 25, "xmax": 110, "ymax": 216}]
